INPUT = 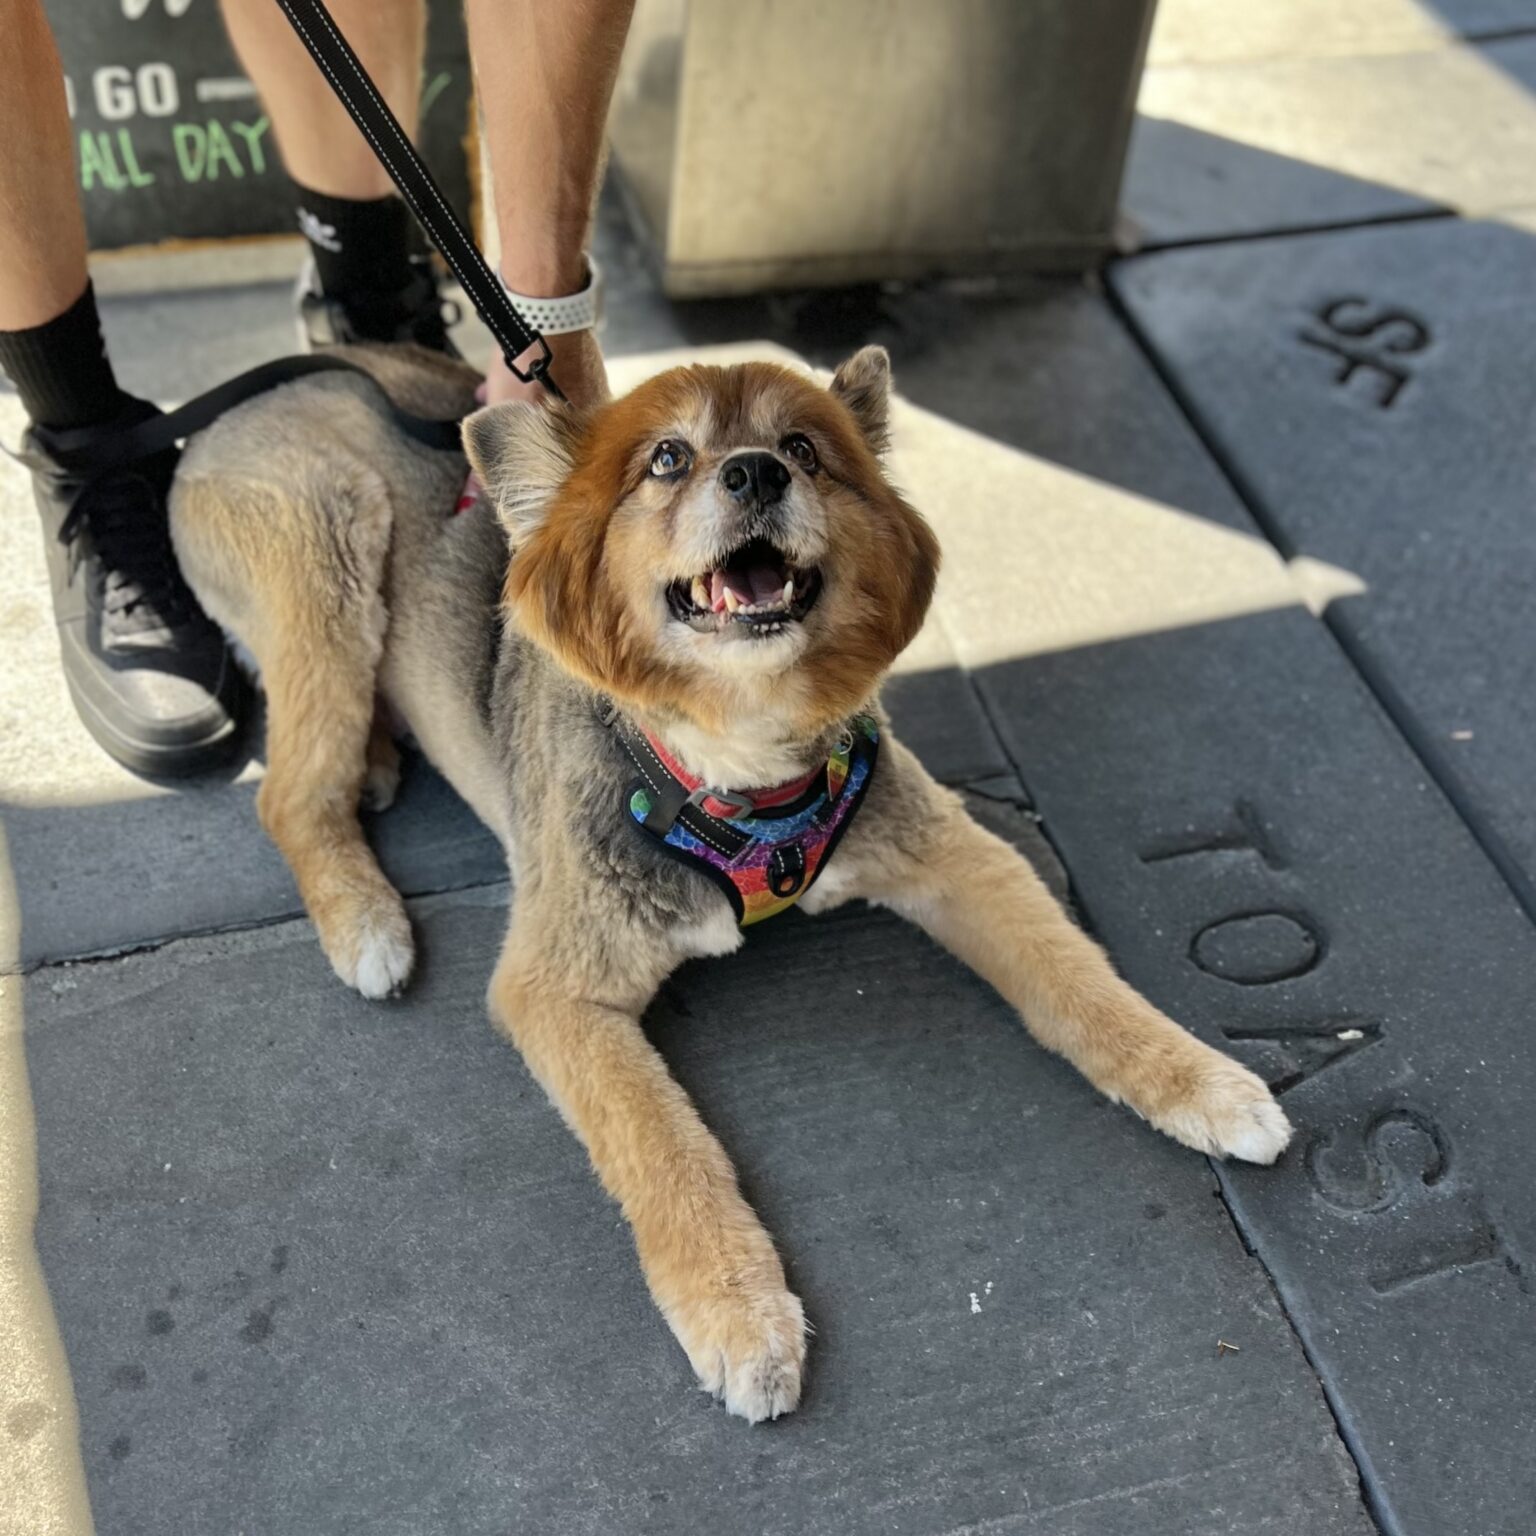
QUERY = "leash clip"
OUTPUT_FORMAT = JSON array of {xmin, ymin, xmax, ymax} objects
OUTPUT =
[{"xmin": 514, "ymin": 340, "xmax": 567, "ymax": 402}]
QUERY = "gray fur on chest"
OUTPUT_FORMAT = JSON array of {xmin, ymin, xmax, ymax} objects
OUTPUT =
[{"xmin": 488, "ymin": 641, "xmax": 728, "ymax": 938}]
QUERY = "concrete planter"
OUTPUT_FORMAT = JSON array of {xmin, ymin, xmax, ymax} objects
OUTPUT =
[{"xmin": 607, "ymin": 0, "xmax": 1157, "ymax": 296}]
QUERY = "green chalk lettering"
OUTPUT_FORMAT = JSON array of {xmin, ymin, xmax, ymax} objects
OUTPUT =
[
  {"xmin": 79, "ymin": 132, "xmax": 128, "ymax": 193},
  {"xmin": 173, "ymin": 122, "xmax": 207, "ymax": 181},
  {"xmin": 116, "ymin": 129, "xmax": 155, "ymax": 189},
  {"xmin": 419, "ymin": 71, "xmax": 452, "ymax": 122},
  {"xmin": 231, "ymin": 116, "xmax": 270, "ymax": 176},
  {"xmin": 204, "ymin": 120, "xmax": 244, "ymax": 180}
]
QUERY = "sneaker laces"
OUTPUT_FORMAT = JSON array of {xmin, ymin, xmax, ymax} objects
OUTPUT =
[
  {"xmin": 315, "ymin": 260, "xmax": 459, "ymax": 350},
  {"xmin": 58, "ymin": 470, "xmax": 194, "ymax": 634}
]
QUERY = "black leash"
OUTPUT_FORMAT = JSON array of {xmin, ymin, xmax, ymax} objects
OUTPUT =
[
  {"xmin": 32, "ymin": 355, "xmax": 464, "ymax": 477},
  {"xmin": 273, "ymin": 0, "xmax": 565, "ymax": 401}
]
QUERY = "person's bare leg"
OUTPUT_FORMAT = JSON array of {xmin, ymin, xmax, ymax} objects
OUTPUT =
[
  {"xmin": 220, "ymin": 0, "xmax": 460, "ymax": 349},
  {"xmin": 466, "ymin": 0, "xmax": 636, "ymax": 407},
  {"xmin": 218, "ymin": 0, "xmax": 424, "ymax": 199},
  {"xmin": 0, "ymin": 0, "xmax": 88, "ymax": 331}
]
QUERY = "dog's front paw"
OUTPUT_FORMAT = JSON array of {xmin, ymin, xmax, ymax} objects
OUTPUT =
[
  {"xmin": 1150, "ymin": 1050, "xmax": 1292, "ymax": 1164},
  {"xmin": 323, "ymin": 899, "xmax": 415, "ymax": 1000},
  {"xmin": 666, "ymin": 1281, "xmax": 806, "ymax": 1424}
]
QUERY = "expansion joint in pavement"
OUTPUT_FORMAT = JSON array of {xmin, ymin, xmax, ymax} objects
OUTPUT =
[
  {"xmin": 1129, "ymin": 206, "xmax": 1455, "ymax": 257},
  {"xmin": 14, "ymin": 872, "xmax": 514, "ymax": 977},
  {"xmin": 1459, "ymin": 24, "xmax": 1536, "ymax": 44},
  {"xmin": 1209, "ymin": 1165, "xmax": 1392, "ymax": 1536}
]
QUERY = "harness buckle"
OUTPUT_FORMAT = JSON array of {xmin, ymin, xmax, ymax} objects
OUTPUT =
[{"xmin": 687, "ymin": 785, "xmax": 755, "ymax": 820}]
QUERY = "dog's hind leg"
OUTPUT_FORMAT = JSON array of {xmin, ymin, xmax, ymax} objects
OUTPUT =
[
  {"xmin": 172, "ymin": 464, "xmax": 413, "ymax": 999},
  {"xmin": 362, "ymin": 707, "xmax": 402, "ymax": 813}
]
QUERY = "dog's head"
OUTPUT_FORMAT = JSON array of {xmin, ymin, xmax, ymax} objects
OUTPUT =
[{"xmin": 463, "ymin": 348, "xmax": 939, "ymax": 737}]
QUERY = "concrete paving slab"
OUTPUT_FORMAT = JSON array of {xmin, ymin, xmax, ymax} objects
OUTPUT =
[
  {"xmin": 24, "ymin": 888, "xmax": 1371, "ymax": 1536},
  {"xmin": 1123, "ymin": 117, "xmax": 1439, "ymax": 249},
  {"xmin": 1113, "ymin": 216, "xmax": 1536, "ymax": 919},
  {"xmin": 1147, "ymin": 0, "xmax": 1536, "ymax": 67},
  {"xmin": 979, "ymin": 616, "xmax": 1536, "ymax": 1536},
  {"xmin": 1126, "ymin": 37, "xmax": 1536, "ymax": 244},
  {"xmin": 0, "ymin": 747, "xmax": 501, "ymax": 971},
  {"xmin": 876, "ymin": 282, "xmax": 1536, "ymax": 1536}
]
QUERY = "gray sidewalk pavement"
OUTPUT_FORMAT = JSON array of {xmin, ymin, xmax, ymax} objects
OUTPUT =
[{"xmin": 7, "ymin": 4, "xmax": 1536, "ymax": 1531}]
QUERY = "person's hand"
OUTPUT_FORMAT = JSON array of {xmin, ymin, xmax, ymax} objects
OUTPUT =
[{"xmin": 484, "ymin": 327, "xmax": 609, "ymax": 410}]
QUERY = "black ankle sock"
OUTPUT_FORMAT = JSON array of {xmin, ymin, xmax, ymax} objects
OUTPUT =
[
  {"xmin": 0, "ymin": 282, "xmax": 134, "ymax": 432},
  {"xmin": 295, "ymin": 187, "xmax": 417, "ymax": 298}
]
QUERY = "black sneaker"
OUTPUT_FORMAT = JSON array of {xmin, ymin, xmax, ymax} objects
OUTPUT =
[
  {"xmin": 26, "ymin": 404, "xmax": 246, "ymax": 778},
  {"xmin": 295, "ymin": 254, "xmax": 463, "ymax": 356}
]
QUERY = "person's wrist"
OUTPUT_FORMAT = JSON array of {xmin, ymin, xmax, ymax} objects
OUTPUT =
[
  {"xmin": 499, "ymin": 257, "xmax": 602, "ymax": 339},
  {"xmin": 497, "ymin": 249, "xmax": 588, "ymax": 299}
]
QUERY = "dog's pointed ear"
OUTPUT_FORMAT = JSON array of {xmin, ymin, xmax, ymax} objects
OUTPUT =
[
  {"xmin": 462, "ymin": 401, "xmax": 589, "ymax": 544},
  {"xmin": 830, "ymin": 345, "xmax": 892, "ymax": 452}
]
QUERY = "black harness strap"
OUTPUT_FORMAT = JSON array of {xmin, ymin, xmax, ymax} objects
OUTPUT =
[
  {"xmin": 31, "ymin": 356, "xmax": 464, "ymax": 478},
  {"xmin": 618, "ymin": 728, "xmax": 754, "ymax": 859},
  {"xmin": 272, "ymin": 0, "xmax": 565, "ymax": 401}
]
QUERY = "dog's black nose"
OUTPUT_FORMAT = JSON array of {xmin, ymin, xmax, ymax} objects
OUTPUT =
[{"xmin": 719, "ymin": 452, "xmax": 791, "ymax": 507}]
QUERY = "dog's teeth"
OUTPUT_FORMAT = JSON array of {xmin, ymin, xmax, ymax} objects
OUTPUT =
[
  {"xmin": 723, "ymin": 587, "xmax": 741, "ymax": 614},
  {"xmin": 782, "ymin": 579, "xmax": 794, "ymax": 605},
  {"xmin": 691, "ymin": 577, "xmax": 710, "ymax": 609}
]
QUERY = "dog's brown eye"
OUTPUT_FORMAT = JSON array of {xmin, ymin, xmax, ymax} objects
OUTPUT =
[
  {"xmin": 650, "ymin": 439, "xmax": 691, "ymax": 477},
  {"xmin": 782, "ymin": 433, "xmax": 818, "ymax": 472}
]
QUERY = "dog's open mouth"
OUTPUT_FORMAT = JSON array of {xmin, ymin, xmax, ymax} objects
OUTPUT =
[{"xmin": 667, "ymin": 538, "xmax": 823, "ymax": 635}]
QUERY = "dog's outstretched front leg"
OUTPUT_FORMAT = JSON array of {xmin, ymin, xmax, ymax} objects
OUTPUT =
[
  {"xmin": 489, "ymin": 917, "xmax": 805, "ymax": 1423},
  {"xmin": 816, "ymin": 740, "xmax": 1291, "ymax": 1163}
]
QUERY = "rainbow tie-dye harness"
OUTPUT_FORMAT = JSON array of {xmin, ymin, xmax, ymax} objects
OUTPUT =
[{"xmin": 618, "ymin": 715, "xmax": 879, "ymax": 926}]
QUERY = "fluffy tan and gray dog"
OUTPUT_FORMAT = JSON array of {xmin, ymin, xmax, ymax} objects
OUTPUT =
[{"xmin": 170, "ymin": 343, "xmax": 1291, "ymax": 1423}]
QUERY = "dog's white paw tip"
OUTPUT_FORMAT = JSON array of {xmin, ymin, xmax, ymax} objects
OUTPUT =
[
  {"xmin": 721, "ymin": 1349, "xmax": 803, "ymax": 1424},
  {"xmin": 347, "ymin": 920, "xmax": 415, "ymax": 1000},
  {"xmin": 1221, "ymin": 1096, "xmax": 1293, "ymax": 1165},
  {"xmin": 678, "ymin": 1288, "xmax": 806, "ymax": 1425},
  {"xmin": 1156, "ymin": 1059, "xmax": 1294, "ymax": 1166}
]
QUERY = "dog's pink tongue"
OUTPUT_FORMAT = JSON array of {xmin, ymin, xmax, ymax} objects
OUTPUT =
[
  {"xmin": 709, "ymin": 565, "xmax": 786, "ymax": 612},
  {"xmin": 748, "ymin": 564, "xmax": 784, "ymax": 605},
  {"xmin": 710, "ymin": 569, "xmax": 757, "ymax": 613}
]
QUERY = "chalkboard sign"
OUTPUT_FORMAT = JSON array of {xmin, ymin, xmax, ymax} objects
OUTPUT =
[{"xmin": 45, "ymin": 0, "xmax": 472, "ymax": 250}]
